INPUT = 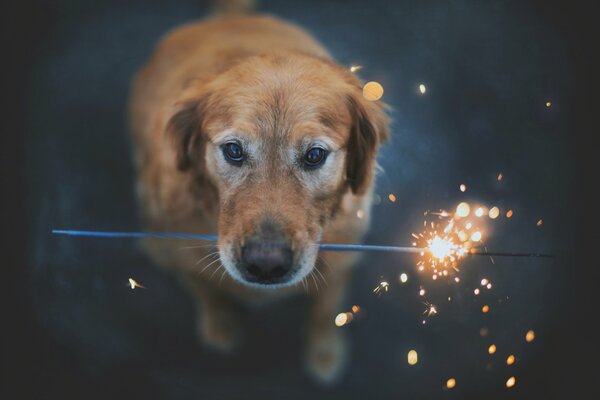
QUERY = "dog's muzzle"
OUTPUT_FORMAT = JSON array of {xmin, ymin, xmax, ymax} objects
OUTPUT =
[{"xmin": 239, "ymin": 237, "xmax": 294, "ymax": 284}]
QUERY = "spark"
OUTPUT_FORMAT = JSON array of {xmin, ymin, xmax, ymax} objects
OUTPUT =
[
  {"xmin": 399, "ymin": 273, "xmax": 408, "ymax": 283},
  {"xmin": 334, "ymin": 313, "xmax": 348, "ymax": 327},
  {"xmin": 352, "ymin": 305, "xmax": 360, "ymax": 313},
  {"xmin": 474, "ymin": 288, "xmax": 481, "ymax": 295},
  {"xmin": 497, "ymin": 173, "xmax": 503, "ymax": 181},
  {"xmin": 545, "ymin": 101, "xmax": 552, "ymax": 107},
  {"xmin": 388, "ymin": 193, "xmax": 397, "ymax": 203},
  {"xmin": 481, "ymin": 278, "xmax": 489, "ymax": 286},
  {"xmin": 526, "ymin": 330, "xmax": 536, "ymax": 342},
  {"xmin": 488, "ymin": 344, "xmax": 497, "ymax": 354},
  {"xmin": 489, "ymin": 206, "xmax": 500, "ymax": 219},
  {"xmin": 349, "ymin": 64, "xmax": 363, "ymax": 73},
  {"xmin": 460, "ymin": 184, "xmax": 467, "ymax": 192},
  {"xmin": 456, "ymin": 202, "xmax": 470, "ymax": 218},
  {"xmin": 506, "ymin": 355, "xmax": 516, "ymax": 365},
  {"xmin": 128, "ymin": 278, "xmax": 145, "ymax": 289},
  {"xmin": 482, "ymin": 305, "xmax": 490, "ymax": 313},
  {"xmin": 537, "ymin": 219, "xmax": 543, "ymax": 226},
  {"xmin": 506, "ymin": 376, "xmax": 517, "ymax": 388},
  {"xmin": 407, "ymin": 350, "xmax": 418, "ymax": 365},
  {"xmin": 418, "ymin": 83, "xmax": 427, "ymax": 94},
  {"xmin": 446, "ymin": 378, "xmax": 456, "ymax": 389},
  {"xmin": 373, "ymin": 281, "xmax": 390, "ymax": 295},
  {"xmin": 419, "ymin": 287, "xmax": 426, "ymax": 296},
  {"xmin": 423, "ymin": 302, "xmax": 438, "ymax": 317},
  {"xmin": 362, "ymin": 81, "xmax": 384, "ymax": 101},
  {"xmin": 475, "ymin": 207, "xmax": 485, "ymax": 217},
  {"xmin": 506, "ymin": 209, "xmax": 514, "ymax": 218}
]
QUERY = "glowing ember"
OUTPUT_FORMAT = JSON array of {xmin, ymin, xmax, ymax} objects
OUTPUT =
[
  {"xmin": 506, "ymin": 209, "xmax": 514, "ymax": 218},
  {"xmin": 489, "ymin": 206, "xmax": 500, "ymax": 219},
  {"xmin": 128, "ymin": 278, "xmax": 145, "ymax": 289},
  {"xmin": 482, "ymin": 305, "xmax": 490, "ymax": 313},
  {"xmin": 419, "ymin": 83, "xmax": 427, "ymax": 94},
  {"xmin": 497, "ymin": 173, "xmax": 503, "ymax": 181},
  {"xmin": 352, "ymin": 305, "xmax": 360, "ymax": 313},
  {"xmin": 526, "ymin": 330, "xmax": 536, "ymax": 342},
  {"xmin": 399, "ymin": 273, "xmax": 408, "ymax": 283},
  {"xmin": 407, "ymin": 350, "xmax": 418, "ymax": 365},
  {"xmin": 335, "ymin": 313, "xmax": 348, "ymax": 327},
  {"xmin": 506, "ymin": 376, "xmax": 517, "ymax": 388},
  {"xmin": 423, "ymin": 302, "xmax": 438, "ymax": 317},
  {"xmin": 363, "ymin": 81, "xmax": 384, "ymax": 101},
  {"xmin": 456, "ymin": 202, "xmax": 470, "ymax": 218},
  {"xmin": 446, "ymin": 378, "xmax": 456, "ymax": 389},
  {"xmin": 388, "ymin": 193, "xmax": 397, "ymax": 203},
  {"xmin": 537, "ymin": 219, "xmax": 543, "ymax": 226},
  {"xmin": 373, "ymin": 281, "xmax": 389, "ymax": 295},
  {"xmin": 506, "ymin": 355, "xmax": 516, "ymax": 365},
  {"xmin": 488, "ymin": 344, "xmax": 497, "ymax": 354}
]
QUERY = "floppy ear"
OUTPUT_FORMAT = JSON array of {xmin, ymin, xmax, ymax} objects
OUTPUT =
[
  {"xmin": 345, "ymin": 94, "xmax": 390, "ymax": 194},
  {"xmin": 166, "ymin": 98, "xmax": 206, "ymax": 171}
]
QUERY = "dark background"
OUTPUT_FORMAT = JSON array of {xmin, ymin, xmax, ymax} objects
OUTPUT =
[{"xmin": 2, "ymin": 0, "xmax": 597, "ymax": 399}]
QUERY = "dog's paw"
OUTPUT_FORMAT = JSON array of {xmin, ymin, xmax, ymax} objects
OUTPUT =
[
  {"xmin": 196, "ymin": 309, "xmax": 241, "ymax": 352},
  {"xmin": 306, "ymin": 330, "xmax": 348, "ymax": 384}
]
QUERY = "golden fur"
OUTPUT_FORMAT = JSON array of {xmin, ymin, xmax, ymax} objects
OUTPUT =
[{"xmin": 129, "ymin": 13, "xmax": 388, "ymax": 382}]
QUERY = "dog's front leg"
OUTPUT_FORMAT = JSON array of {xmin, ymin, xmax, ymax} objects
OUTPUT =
[
  {"xmin": 183, "ymin": 275, "xmax": 242, "ymax": 352},
  {"xmin": 305, "ymin": 258, "xmax": 352, "ymax": 383}
]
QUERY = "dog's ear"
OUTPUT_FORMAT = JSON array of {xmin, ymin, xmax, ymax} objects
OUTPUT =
[
  {"xmin": 345, "ymin": 93, "xmax": 389, "ymax": 194},
  {"xmin": 166, "ymin": 97, "xmax": 207, "ymax": 171}
]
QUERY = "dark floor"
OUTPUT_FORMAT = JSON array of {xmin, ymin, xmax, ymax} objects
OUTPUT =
[{"xmin": 4, "ymin": 0, "xmax": 592, "ymax": 398}]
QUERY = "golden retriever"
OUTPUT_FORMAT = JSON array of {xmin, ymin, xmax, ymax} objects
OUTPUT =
[{"xmin": 129, "ymin": 0, "xmax": 388, "ymax": 382}]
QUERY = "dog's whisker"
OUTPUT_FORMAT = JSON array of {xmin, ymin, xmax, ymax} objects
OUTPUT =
[
  {"xmin": 314, "ymin": 266, "xmax": 328, "ymax": 287},
  {"xmin": 198, "ymin": 255, "xmax": 221, "ymax": 275},
  {"xmin": 309, "ymin": 270, "xmax": 319, "ymax": 292},
  {"xmin": 209, "ymin": 264, "xmax": 223, "ymax": 282},
  {"xmin": 318, "ymin": 255, "xmax": 333, "ymax": 272},
  {"xmin": 194, "ymin": 251, "xmax": 220, "ymax": 267},
  {"xmin": 218, "ymin": 269, "xmax": 227, "ymax": 286}
]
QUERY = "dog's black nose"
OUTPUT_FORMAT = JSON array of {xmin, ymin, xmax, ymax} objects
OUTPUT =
[{"xmin": 241, "ymin": 238, "xmax": 293, "ymax": 283}]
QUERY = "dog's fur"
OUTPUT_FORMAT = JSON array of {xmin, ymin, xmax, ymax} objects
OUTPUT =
[{"xmin": 129, "ymin": 5, "xmax": 388, "ymax": 382}]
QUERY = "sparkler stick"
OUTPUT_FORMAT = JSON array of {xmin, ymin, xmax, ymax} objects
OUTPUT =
[{"xmin": 51, "ymin": 230, "xmax": 552, "ymax": 258}]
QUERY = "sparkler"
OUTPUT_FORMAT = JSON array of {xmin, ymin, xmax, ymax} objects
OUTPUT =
[{"xmin": 51, "ymin": 229, "xmax": 552, "ymax": 258}]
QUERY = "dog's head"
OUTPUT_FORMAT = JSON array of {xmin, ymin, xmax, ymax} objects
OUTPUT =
[{"xmin": 167, "ymin": 54, "xmax": 388, "ymax": 288}]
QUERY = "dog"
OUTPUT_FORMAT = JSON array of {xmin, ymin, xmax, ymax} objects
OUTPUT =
[{"xmin": 129, "ymin": 0, "xmax": 389, "ymax": 382}]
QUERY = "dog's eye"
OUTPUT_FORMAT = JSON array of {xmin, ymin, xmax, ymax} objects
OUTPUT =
[
  {"xmin": 304, "ymin": 146, "xmax": 328, "ymax": 168},
  {"xmin": 222, "ymin": 142, "xmax": 245, "ymax": 164}
]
